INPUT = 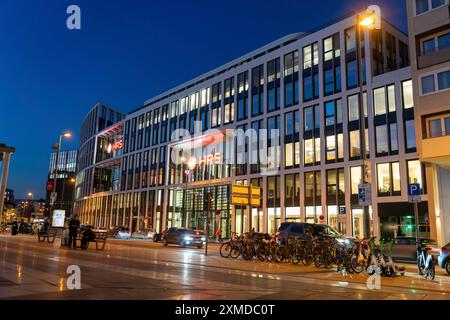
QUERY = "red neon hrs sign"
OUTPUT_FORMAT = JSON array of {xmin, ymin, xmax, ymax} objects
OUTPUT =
[
  {"xmin": 107, "ymin": 140, "xmax": 123, "ymax": 153},
  {"xmin": 197, "ymin": 152, "xmax": 222, "ymax": 166}
]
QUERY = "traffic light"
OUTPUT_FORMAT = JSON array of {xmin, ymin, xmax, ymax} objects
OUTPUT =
[{"xmin": 204, "ymin": 192, "xmax": 214, "ymax": 212}]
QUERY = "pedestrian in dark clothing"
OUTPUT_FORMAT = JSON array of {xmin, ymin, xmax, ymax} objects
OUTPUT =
[
  {"xmin": 40, "ymin": 219, "xmax": 50, "ymax": 234},
  {"xmin": 81, "ymin": 226, "xmax": 96, "ymax": 249},
  {"xmin": 68, "ymin": 215, "xmax": 80, "ymax": 249},
  {"xmin": 11, "ymin": 220, "xmax": 18, "ymax": 236}
]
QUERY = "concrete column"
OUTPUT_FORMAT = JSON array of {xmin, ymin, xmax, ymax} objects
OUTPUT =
[
  {"xmin": 0, "ymin": 152, "xmax": 12, "ymax": 225},
  {"xmin": 432, "ymin": 165, "xmax": 450, "ymax": 246},
  {"xmin": 426, "ymin": 164, "xmax": 438, "ymax": 242}
]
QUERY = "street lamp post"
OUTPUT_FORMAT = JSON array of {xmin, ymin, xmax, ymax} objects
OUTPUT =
[
  {"xmin": 356, "ymin": 6, "xmax": 381, "ymax": 239},
  {"xmin": 51, "ymin": 132, "xmax": 71, "ymax": 214}
]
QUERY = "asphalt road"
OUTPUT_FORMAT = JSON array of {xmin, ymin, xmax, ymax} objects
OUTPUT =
[{"xmin": 0, "ymin": 234, "xmax": 449, "ymax": 300}]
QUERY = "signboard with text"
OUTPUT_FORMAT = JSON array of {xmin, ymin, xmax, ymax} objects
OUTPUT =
[
  {"xmin": 46, "ymin": 180, "xmax": 54, "ymax": 191},
  {"xmin": 51, "ymin": 209, "xmax": 66, "ymax": 228},
  {"xmin": 408, "ymin": 183, "xmax": 421, "ymax": 203},
  {"xmin": 358, "ymin": 183, "xmax": 372, "ymax": 206},
  {"xmin": 231, "ymin": 185, "xmax": 261, "ymax": 206}
]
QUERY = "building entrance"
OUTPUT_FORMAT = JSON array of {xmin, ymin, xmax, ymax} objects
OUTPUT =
[{"xmin": 167, "ymin": 184, "xmax": 231, "ymax": 238}]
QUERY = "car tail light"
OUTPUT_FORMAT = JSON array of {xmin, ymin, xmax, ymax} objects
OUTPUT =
[{"xmin": 441, "ymin": 247, "xmax": 447, "ymax": 254}]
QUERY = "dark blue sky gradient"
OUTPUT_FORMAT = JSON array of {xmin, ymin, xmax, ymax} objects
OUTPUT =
[{"xmin": 0, "ymin": 0, "xmax": 407, "ymax": 199}]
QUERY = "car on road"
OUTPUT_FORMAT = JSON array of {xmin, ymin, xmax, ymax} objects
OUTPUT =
[
  {"xmin": 115, "ymin": 229, "xmax": 131, "ymax": 239},
  {"xmin": 153, "ymin": 232, "xmax": 164, "ymax": 242},
  {"xmin": 277, "ymin": 222, "xmax": 351, "ymax": 244},
  {"xmin": 108, "ymin": 226, "xmax": 131, "ymax": 239},
  {"xmin": 131, "ymin": 229, "xmax": 156, "ymax": 240},
  {"xmin": 163, "ymin": 228, "xmax": 206, "ymax": 248},
  {"xmin": 438, "ymin": 242, "xmax": 450, "ymax": 275}
]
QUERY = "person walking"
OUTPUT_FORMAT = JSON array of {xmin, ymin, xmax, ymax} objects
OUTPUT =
[
  {"xmin": 11, "ymin": 219, "xmax": 18, "ymax": 236},
  {"xmin": 40, "ymin": 218, "xmax": 50, "ymax": 234},
  {"xmin": 214, "ymin": 227, "xmax": 222, "ymax": 243},
  {"xmin": 68, "ymin": 215, "xmax": 80, "ymax": 249}
]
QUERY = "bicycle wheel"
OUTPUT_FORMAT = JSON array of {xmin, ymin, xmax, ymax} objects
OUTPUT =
[
  {"xmin": 314, "ymin": 253, "xmax": 322, "ymax": 268},
  {"xmin": 291, "ymin": 247, "xmax": 301, "ymax": 265},
  {"xmin": 266, "ymin": 246, "xmax": 274, "ymax": 262},
  {"xmin": 302, "ymin": 249, "xmax": 314, "ymax": 266},
  {"xmin": 273, "ymin": 246, "xmax": 283, "ymax": 263},
  {"xmin": 350, "ymin": 253, "xmax": 364, "ymax": 274},
  {"xmin": 242, "ymin": 243, "xmax": 253, "ymax": 260},
  {"xmin": 417, "ymin": 254, "xmax": 425, "ymax": 275},
  {"xmin": 220, "ymin": 242, "xmax": 232, "ymax": 258},
  {"xmin": 256, "ymin": 244, "xmax": 267, "ymax": 262},
  {"xmin": 230, "ymin": 243, "xmax": 241, "ymax": 259},
  {"xmin": 424, "ymin": 259, "xmax": 435, "ymax": 280}
]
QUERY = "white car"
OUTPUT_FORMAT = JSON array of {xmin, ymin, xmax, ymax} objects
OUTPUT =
[
  {"xmin": 131, "ymin": 229, "xmax": 156, "ymax": 240},
  {"xmin": 115, "ymin": 229, "xmax": 131, "ymax": 239}
]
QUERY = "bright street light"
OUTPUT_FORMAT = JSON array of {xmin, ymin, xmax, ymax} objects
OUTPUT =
[
  {"xmin": 356, "ymin": 5, "xmax": 381, "ymax": 239},
  {"xmin": 359, "ymin": 15, "xmax": 375, "ymax": 28},
  {"xmin": 187, "ymin": 157, "xmax": 197, "ymax": 170},
  {"xmin": 51, "ymin": 131, "xmax": 73, "ymax": 209}
]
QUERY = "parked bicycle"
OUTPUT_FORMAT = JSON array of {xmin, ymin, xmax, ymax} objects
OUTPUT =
[{"xmin": 417, "ymin": 239, "xmax": 435, "ymax": 280}]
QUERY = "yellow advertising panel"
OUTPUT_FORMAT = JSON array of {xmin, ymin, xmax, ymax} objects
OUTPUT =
[
  {"xmin": 231, "ymin": 185, "xmax": 261, "ymax": 206},
  {"xmin": 232, "ymin": 196, "xmax": 248, "ymax": 205},
  {"xmin": 232, "ymin": 185, "xmax": 249, "ymax": 195},
  {"xmin": 251, "ymin": 186, "xmax": 261, "ymax": 196},
  {"xmin": 250, "ymin": 197, "xmax": 260, "ymax": 207}
]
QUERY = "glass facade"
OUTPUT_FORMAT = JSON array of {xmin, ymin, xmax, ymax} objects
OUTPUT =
[{"xmin": 76, "ymin": 14, "xmax": 418, "ymax": 241}]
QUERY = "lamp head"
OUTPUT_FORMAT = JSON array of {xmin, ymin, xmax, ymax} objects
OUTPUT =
[{"xmin": 359, "ymin": 5, "xmax": 381, "ymax": 30}]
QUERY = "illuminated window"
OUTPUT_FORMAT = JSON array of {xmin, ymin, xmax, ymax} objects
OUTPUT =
[
  {"xmin": 377, "ymin": 163, "xmax": 391, "ymax": 194},
  {"xmin": 303, "ymin": 43, "xmax": 319, "ymax": 102},
  {"xmin": 350, "ymin": 166, "xmax": 362, "ymax": 195},
  {"xmin": 349, "ymin": 130, "xmax": 361, "ymax": 159},
  {"xmin": 376, "ymin": 125, "xmax": 389, "ymax": 155},
  {"xmin": 304, "ymin": 139, "xmax": 313, "ymax": 165},
  {"xmin": 402, "ymin": 80, "xmax": 413, "ymax": 109},
  {"xmin": 348, "ymin": 94, "xmax": 359, "ymax": 122},
  {"xmin": 326, "ymin": 135, "xmax": 336, "ymax": 161},
  {"xmin": 374, "ymin": 87, "xmax": 386, "ymax": 116},
  {"xmin": 407, "ymin": 160, "xmax": 425, "ymax": 193}
]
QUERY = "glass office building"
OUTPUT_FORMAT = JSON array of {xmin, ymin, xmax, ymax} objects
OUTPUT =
[{"xmin": 75, "ymin": 9, "xmax": 430, "ymax": 241}]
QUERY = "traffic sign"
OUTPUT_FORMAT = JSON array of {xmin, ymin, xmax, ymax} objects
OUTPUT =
[
  {"xmin": 358, "ymin": 183, "xmax": 371, "ymax": 206},
  {"xmin": 46, "ymin": 180, "xmax": 54, "ymax": 191},
  {"xmin": 408, "ymin": 183, "xmax": 421, "ymax": 203},
  {"xmin": 339, "ymin": 206, "xmax": 346, "ymax": 214}
]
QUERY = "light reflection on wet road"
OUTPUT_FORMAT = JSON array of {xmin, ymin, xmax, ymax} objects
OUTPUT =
[{"xmin": 0, "ymin": 235, "xmax": 449, "ymax": 300}]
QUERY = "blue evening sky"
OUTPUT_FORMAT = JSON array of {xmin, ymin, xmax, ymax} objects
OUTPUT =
[{"xmin": 0, "ymin": 0, "xmax": 407, "ymax": 199}]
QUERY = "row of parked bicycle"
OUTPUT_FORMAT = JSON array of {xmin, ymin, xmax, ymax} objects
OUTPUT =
[{"xmin": 219, "ymin": 232, "xmax": 418, "ymax": 278}]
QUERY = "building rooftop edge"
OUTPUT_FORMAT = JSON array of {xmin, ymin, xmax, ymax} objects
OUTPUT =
[{"xmin": 126, "ymin": 6, "xmax": 407, "ymax": 115}]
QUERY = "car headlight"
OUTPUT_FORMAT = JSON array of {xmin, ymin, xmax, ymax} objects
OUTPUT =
[
  {"xmin": 184, "ymin": 236, "xmax": 193, "ymax": 241},
  {"xmin": 201, "ymin": 237, "xmax": 206, "ymax": 241}
]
